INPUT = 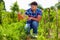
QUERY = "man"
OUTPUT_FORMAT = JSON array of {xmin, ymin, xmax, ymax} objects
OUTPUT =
[{"xmin": 25, "ymin": 1, "xmax": 42, "ymax": 38}]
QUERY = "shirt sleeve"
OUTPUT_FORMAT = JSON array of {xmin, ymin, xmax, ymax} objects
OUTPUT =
[
  {"xmin": 25, "ymin": 10, "xmax": 29, "ymax": 15},
  {"xmin": 38, "ymin": 10, "xmax": 42, "ymax": 16}
]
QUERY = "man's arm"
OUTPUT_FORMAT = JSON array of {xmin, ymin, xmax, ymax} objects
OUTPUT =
[
  {"xmin": 31, "ymin": 9, "xmax": 42, "ymax": 22},
  {"xmin": 31, "ymin": 15, "xmax": 42, "ymax": 22},
  {"xmin": 24, "ymin": 14, "xmax": 32, "ymax": 20}
]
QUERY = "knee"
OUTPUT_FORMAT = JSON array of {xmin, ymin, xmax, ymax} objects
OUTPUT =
[
  {"xmin": 25, "ymin": 24, "xmax": 30, "ymax": 30},
  {"xmin": 32, "ymin": 21, "xmax": 38, "ymax": 27}
]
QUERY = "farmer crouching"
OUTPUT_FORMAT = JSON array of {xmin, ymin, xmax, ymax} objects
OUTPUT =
[{"xmin": 25, "ymin": 1, "xmax": 42, "ymax": 38}]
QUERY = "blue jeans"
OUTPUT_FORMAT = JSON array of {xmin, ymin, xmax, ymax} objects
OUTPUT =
[{"xmin": 25, "ymin": 20, "xmax": 38, "ymax": 35}]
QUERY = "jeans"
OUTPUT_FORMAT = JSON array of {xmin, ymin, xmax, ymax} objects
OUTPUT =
[{"xmin": 25, "ymin": 20, "xmax": 38, "ymax": 35}]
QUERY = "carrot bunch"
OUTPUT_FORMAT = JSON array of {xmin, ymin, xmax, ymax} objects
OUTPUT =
[{"xmin": 18, "ymin": 12, "xmax": 24, "ymax": 21}]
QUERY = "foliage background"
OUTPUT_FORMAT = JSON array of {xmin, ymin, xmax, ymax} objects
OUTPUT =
[{"xmin": 0, "ymin": 0, "xmax": 60, "ymax": 40}]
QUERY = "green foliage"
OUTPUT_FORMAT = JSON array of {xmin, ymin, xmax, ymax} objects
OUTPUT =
[
  {"xmin": 0, "ymin": 0, "xmax": 6, "ymax": 10},
  {"xmin": 0, "ymin": 21, "xmax": 26, "ymax": 40},
  {"xmin": 0, "ymin": 9, "xmax": 59, "ymax": 40},
  {"xmin": 10, "ymin": 1, "xmax": 19, "ymax": 22},
  {"xmin": 38, "ymin": 5, "xmax": 43, "ymax": 9},
  {"xmin": 55, "ymin": 2, "xmax": 60, "ymax": 9},
  {"xmin": 0, "ymin": 2, "xmax": 60, "ymax": 40},
  {"xmin": 0, "ymin": 1, "xmax": 5, "ymax": 24},
  {"xmin": 0, "ymin": 2, "xmax": 4, "ymax": 10},
  {"xmin": 50, "ymin": 6, "xmax": 55, "ymax": 10},
  {"xmin": 11, "ymin": 1, "xmax": 19, "ymax": 12},
  {"xmin": 20, "ymin": 9, "xmax": 25, "ymax": 14}
]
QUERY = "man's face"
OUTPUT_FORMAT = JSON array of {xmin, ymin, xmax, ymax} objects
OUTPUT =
[{"xmin": 31, "ymin": 5, "xmax": 37, "ymax": 11}]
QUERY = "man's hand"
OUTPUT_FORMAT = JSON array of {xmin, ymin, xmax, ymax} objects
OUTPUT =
[
  {"xmin": 28, "ymin": 17, "xmax": 33, "ymax": 20},
  {"xmin": 26, "ymin": 15, "xmax": 42, "ymax": 22},
  {"xmin": 29, "ymin": 15, "xmax": 42, "ymax": 22}
]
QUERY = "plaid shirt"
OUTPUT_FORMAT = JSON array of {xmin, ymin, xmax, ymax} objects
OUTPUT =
[{"xmin": 25, "ymin": 8, "xmax": 42, "ymax": 18}]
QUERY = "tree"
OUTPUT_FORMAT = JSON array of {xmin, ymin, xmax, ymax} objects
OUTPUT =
[
  {"xmin": 50, "ymin": 6, "xmax": 55, "ymax": 10},
  {"xmin": 11, "ymin": 1, "xmax": 19, "ymax": 12},
  {"xmin": 0, "ymin": 0, "xmax": 6, "ymax": 10},
  {"xmin": 11, "ymin": 1, "xmax": 19, "ymax": 22},
  {"xmin": 55, "ymin": 2, "xmax": 60, "ymax": 9},
  {"xmin": 0, "ymin": 2, "xmax": 4, "ymax": 24},
  {"xmin": 38, "ymin": 5, "xmax": 43, "ymax": 10}
]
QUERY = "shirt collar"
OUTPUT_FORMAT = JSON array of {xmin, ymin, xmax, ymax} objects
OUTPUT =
[{"xmin": 30, "ymin": 8, "xmax": 38, "ymax": 13}]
